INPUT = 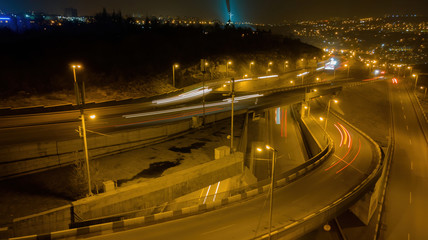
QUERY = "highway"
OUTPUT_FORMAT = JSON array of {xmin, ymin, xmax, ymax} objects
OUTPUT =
[
  {"xmin": 380, "ymin": 81, "xmax": 428, "ymax": 239},
  {"xmin": 0, "ymin": 70, "xmax": 339, "ymax": 146},
  {"xmin": 84, "ymin": 107, "xmax": 381, "ymax": 240}
]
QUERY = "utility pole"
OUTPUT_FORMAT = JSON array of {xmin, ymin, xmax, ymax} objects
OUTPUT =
[
  {"xmin": 72, "ymin": 65, "xmax": 92, "ymax": 197},
  {"xmin": 231, "ymin": 78, "xmax": 235, "ymax": 152}
]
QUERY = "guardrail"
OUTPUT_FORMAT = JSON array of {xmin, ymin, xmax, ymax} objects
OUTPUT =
[
  {"xmin": 253, "ymin": 107, "xmax": 384, "ymax": 240},
  {"xmin": 0, "ymin": 89, "xmax": 184, "ymax": 116}
]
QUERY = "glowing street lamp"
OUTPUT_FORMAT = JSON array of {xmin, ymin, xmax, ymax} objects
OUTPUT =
[
  {"xmin": 412, "ymin": 74, "xmax": 419, "ymax": 91},
  {"xmin": 344, "ymin": 64, "xmax": 350, "ymax": 78},
  {"xmin": 267, "ymin": 61, "xmax": 273, "ymax": 73},
  {"xmin": 226, "ymin": 61, "xmax": 232, "ymax": 77},
  {"xmin": 324, "ymin": 99, "xmax": 338, "ymax": 130},
  {"xmin": 250, "ymin": 61, "xmax": 254, "ymax": 73},
  {"xmin": 284, "ymin": 60, "xmax": 289, "ymax": 71},
  {"xmin": 71, "ymin": 64, "xmax": 92, "ymax": 196},
  {"xmin": 265, "ymin": 144, "xmax": 277, "ymax": 240},
  {"xmin": 172, "ymin": 64, "xmax": 179, "ymax": 87}
]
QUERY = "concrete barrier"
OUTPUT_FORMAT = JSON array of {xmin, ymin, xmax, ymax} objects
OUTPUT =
[
  {"xmin": 72, "ymin": 152, "xmax": 243, "ymax": 221},
  {"xmin": 12, "ymin": 205, "xmax": 71, "ymax": 237},
  {"xmin": 9, "ymin": 152, "xmax": 243, "ymax": 238},
  {"xmin": 0, "ymin": 109, "xmax": 247, "ymax": 180}
]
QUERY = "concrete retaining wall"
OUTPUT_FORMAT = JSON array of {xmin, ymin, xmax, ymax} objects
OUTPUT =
[
  {"xmin": 12, "ymin": 205, "xmax": 71, "ymax": 237},
  {"xmin": 0, "ymin": 109, "xmax": 247, "ymax": 180},
  {"xmin": 72, "ymin": 152, "xmax": 243, "ymax": 221},
  {"xmin": 10, "ymin": 152, "xmax": 243, "ymax": 237}
]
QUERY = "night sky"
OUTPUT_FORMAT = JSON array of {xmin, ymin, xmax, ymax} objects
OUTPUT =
[{"xmin": 1, "ymin": 0, "xmax": 426, "ymax": 23}]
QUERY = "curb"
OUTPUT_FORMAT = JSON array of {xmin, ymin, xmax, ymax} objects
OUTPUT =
[{"xmin": 9, "ymin": 137, "xmax": 334, "ymax": 240}]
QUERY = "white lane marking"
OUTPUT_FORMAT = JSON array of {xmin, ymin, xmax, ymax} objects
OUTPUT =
[
  {"xmin": 411, "ymin": 161, "xmax": 413, "ymax": 170},
  {"xmin": 404, "ymin": 115, "xmax": 407, "ymax": 119},
  {"xmin": 410, "ymin": 192, "xmax": 412, "ymax": 204},
  {"xmin": 288, "ymin": 153, "xmax": 291, "ymax": 159},
  {"xmin": 402, "ymin": 106, "xmax": 404, "ymax": 110},
  {"xmin": 408, "ymin": 233, "xmax": 410, "ymax": 240},
  {"xmin": 203, "ymin": 185, "xmax": 211, "ymax": 204},
  {"xmin": 213, "ymin": 181, "xmax": 221, "ymax": 202},
  {"xmin": 201, "ymin": 224, "xmax": 235, "ymax": 235},
  {"xmin": 406, "ymin": 125, "xmax": 409, "ymax": 130},
  {"xmin": 409, "ymin": 139, "xmax": 412, "ymax": 145}
]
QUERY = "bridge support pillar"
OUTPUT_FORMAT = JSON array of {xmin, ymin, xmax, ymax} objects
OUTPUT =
[{"xmin": 349, "ymin": 173, "xmax": 383, "ymax": 225}]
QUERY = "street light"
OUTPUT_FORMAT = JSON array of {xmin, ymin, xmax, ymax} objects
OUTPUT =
[
  {"xmin": 265, "ymin": 144, "xmax": 277, "ymax": 240},
  {"xmin": 284, "ymin": 60, "xmax": 289, "ymax": 71},
  {"xmin": 71, "ymin": 64, "xmax": 92, "ymax": 197},
  {"xmin": 172, "ymin": 64, "xmax": 179, "ymax": 87},
  {"xmin": 267, "ymin": 61, "xmax": 273, "ymax": 73},
  {"xmin": 412, "ymin": 74, "xmax": 419, "ymax": 91},
  {"xmin": 344, "ymin": 64, "xmax": 350, "ymax": 78},
  {"xmin": 226, "ymin": 61, "xmax": 232, "ymax": 77},
  {"xmin": 324, "ymin": 99, "xmax": 338, "ymax": 131},
  {"xmin": 250, "ymin": 61, "xmax": 254, "ymax": 74}
]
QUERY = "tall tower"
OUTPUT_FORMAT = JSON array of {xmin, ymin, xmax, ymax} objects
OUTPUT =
[{"xmin": 226, "ymin": 0, "xmax": 231, "ymax": 24}]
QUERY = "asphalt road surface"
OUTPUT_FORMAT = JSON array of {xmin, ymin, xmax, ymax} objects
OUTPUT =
[
  {"xmin": 380, "ymin": 81, "xmax": 428, "ymax": 239},
  {"xmin": 84, "ymin": 109, "xmax": 380, "ymax": 240}
]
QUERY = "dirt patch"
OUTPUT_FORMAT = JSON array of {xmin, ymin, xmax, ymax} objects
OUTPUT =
[
  {"xmin": 168, "ymin": 142, "xmax": 206, "ymax": 153},
  {"xmin": 117, "ymin": 159, "xmax": 182, "ymax": 186}
]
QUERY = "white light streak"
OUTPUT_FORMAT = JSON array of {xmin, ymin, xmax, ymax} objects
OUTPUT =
[
  {"xmin": 223, "ymin": 94, "xmax": 263, "ymax": 103},
  {"xmin": 152, "ymin": 87, "xmax": 212, "ymax": 104},
  {"xmin": 297, "ymin": 72, "xmax": 309, "ymax": 77}
]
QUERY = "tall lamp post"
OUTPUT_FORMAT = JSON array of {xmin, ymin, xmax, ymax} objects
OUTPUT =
[
  {"xmin": 324, "ymin": 98, "xmax": 338, "ymax": 131},
  {"xmin": 266, "ymin": 145, "xmax": 277, "ymax": 240},
  {"xmin": 412, "ymin": 74, "xmax": 419, "ymax": 91},
  {"xmin": 266, "ymin": 62, "xmax": 273, "ymax": 73},
  {"xmin": 230, "ymin": 78, "xmax": 235, "ymax": 152},
  {"xmin": 172, "ymin": 64, "xmax": 179, "ymax": 87},
  {"xmin": 344, "ymin": 64, "xmax": 350, "ymax": 78},
  {"xmin": 226, "ymin": 61, "xmax": 232, "ymax": 77},
  {"xmin": 283, "ymin": 60, "xmax": 289, "ymax": 72},
  {"xmin": 250, "ymin": 61, "xmax": 254, "ymax": 75},
  {"xmin": 72, "ymin": 64, "xmax": 92, "ymax": 197}
]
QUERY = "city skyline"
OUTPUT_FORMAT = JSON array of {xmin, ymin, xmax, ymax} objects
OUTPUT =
[{"xmin": 1, "ymin": 0, "xmax": 427, "ymax": 23}]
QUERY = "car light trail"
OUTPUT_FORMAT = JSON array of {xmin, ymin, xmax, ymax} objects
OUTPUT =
[
  {"xmin": 338, "ymin": 122, "xmax": 352, "ymax": 148},
  {"xmin": 297, "ymin": 72, "xmax": 309, "ymax": 77},
  {"xmin": 109, "ymin": 107, "xmax": 223, "ymax": 128},
  {"xmin": 334, "ymin": 123, "xmax": 344, "ymax": 147},
  {"xmin": 152, "ymin": 87, "xmax": 212, "ymax": 104},
  {"xmin": 316, "ymin": 66, "xmax": 325, "ymax": 71},
  {"xmin": 123, "ymin": 101, "xmax": 232, "ymax": 119},
  {"xmin": 325, "ymin": 123, "xmax": 353, "ymax": 171},
  {"xmin": 257, "ymin": 75, "xmax": 278, "ymax": 79},
  {"xmin": 336, "ymin": 139, "xmax": 361, "ymax": 174},
  {"xmin": 222, "ymin": 94, "xmax": 263, "ymax": 103}
]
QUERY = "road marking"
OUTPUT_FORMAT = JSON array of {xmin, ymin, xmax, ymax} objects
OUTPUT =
[
  {"xmin": 410, "ymin": 192, "xmax": 412, "ymax": 204},
  {"xmin": 411, "ymin": 161, "xmax": 413, "ymax": 170},
  {"xmin": 203, "ymin": 184, "xmax": 211, "ymax": 204},
  {"xmin": 402, "ymin": 106, "xmax": 404, "ymax": 110},
  {"xmin": 408, "ymin": 233, "xmax": 410, "ymax": 240},
  {"xmin": 213, "ymin": 181, "xmax": 221, "ymax": 202},
  {"xmin": 409, "ymin": 139, "xmax": 412, "ymax": 145},
  {"xmin": 201, "ymin": 224, "xmax": 235, "ymax": 235},
  {"xmin": 406, "ymin": 125, "xmax": 409, "ymax": 130},
  {"xmin": 404, "ymin": 114, "xmax": 407, "ymax": 120}
]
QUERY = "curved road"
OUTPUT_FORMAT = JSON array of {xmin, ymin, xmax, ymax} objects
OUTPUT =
[{"xmin": 84, "ymin": 108, "xmax": 380, "ymax": 240}]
